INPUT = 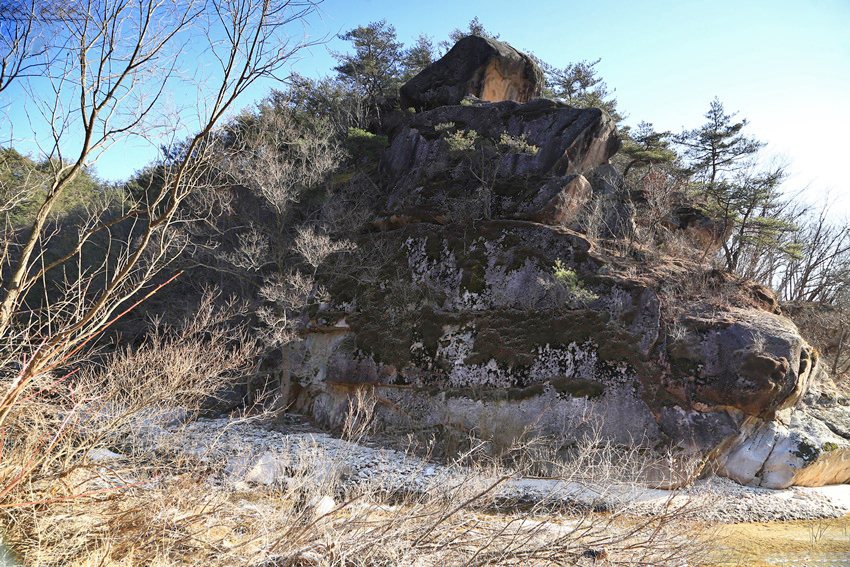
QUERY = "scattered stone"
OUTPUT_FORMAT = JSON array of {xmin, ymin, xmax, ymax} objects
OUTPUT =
[
  {"xmin": 225, "ymin": 453, "xmax": 289, "ymax": 486},
  {"xmin": 306, "ymin": 494, "xmax": 336, "ymax": 520},
  {"xmin": 88, "ymin": 448, "xmax": 124, "ymax": 462},
  {"xmin": 125, "ymin": 415, "xmax": 850, "ymax": 523}
]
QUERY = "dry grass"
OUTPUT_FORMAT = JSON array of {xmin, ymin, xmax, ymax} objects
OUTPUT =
[
  {"xmin": 0, "ymin": 290, "xmax": 256, "ymax": 562},
  {"xmin": 1, "ymin": 384, "xmax": 716, "ymax": 566}
]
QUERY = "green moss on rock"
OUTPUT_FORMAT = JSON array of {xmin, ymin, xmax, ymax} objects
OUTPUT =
[
  {"xmin": 460, "ymin": 260, "xmax": 487, "ymax": 293},
  {"xmin": 793, "ymin": 440, "xmax": 820, "ymax": 463}
]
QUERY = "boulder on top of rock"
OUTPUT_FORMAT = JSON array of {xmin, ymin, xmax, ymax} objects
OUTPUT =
[
  {"xmin": 666, "ymin": 308, "xmax": 817, "ymax": 418},
  {"xmin": 400, "ymin": 35, "xmax": 544, "ymax": 111},
  {"xmin": 662, "ymin": 201, "xmax": 731, "ymax": 252}
]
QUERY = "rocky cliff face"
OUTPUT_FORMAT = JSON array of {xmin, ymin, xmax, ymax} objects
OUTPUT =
[
  {"xmin": 381, "ymin": 98, "xmax": 618, "ymax": 225},
  {"xmin": 294, "ymin": 38, "xmax": 850, "ymax": 490}
]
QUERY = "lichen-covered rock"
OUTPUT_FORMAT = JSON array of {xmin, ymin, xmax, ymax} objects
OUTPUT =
[
  {"xmin": 300, "ymin": 220, "xmax": 677, "ymax": 462},
  {"xmin": 400, "ymin": 35, "xmax": 543, "ymax": 111},
  {"xmin": 299, "ymin": 212, "xmax": 842, "ymax": 488}
]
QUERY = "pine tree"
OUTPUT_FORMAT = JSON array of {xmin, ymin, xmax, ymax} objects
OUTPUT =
[
  {"xmin": 621, "ymin": 121, "xmax": 678, "ymax": 179},
  {"xmin": 333, "ymin": 20, "xmax": 404, "ymax": 124},
  {"xmin": 540, "ymin": 58, "xmax": 623, "ymax": 124},
  {"xmin": 674, "ymin": 97, "xmax": 763, "ymax": 188},
  {"xmin": 402, "ymin": 34, "xmax": 435, "ymax": 81},
  {"xmin": 707, "ymin": 166, "xmax": 796, "ymax": 275},
  {"xmin": 677, "ymin": 98, "xmax": 796, "ymax": 273}
]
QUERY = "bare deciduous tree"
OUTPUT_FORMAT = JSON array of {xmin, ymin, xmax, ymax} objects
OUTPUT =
[
  {"xmin": 0, "ymin": 0, "xmax": 323, "ymax": 427},
  {"xmin": 774, "ymin": 202, "xmax": 850, "ymax": 303}
]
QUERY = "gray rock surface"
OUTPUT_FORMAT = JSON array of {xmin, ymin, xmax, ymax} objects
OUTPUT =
[
  {"xmin": 511, "ymin": 174, "xmax": 592, "ymax": 225},
  {"xmin": 714, "ymin": 409, "xmax": 850, "ymax": 489},
  {"xmin": 400, "ymin": 36, "xmax": 543, "ymax": 111},
  {"xmin": 383, "ymin": 99, "xmax": 620, "ymax": 220}
]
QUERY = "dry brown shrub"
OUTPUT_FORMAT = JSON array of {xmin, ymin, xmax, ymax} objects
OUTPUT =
[
  {"xmin": 3, "ymin": 387, "xmax": 714, "ymax": 566},
  {"xmin": 0, "ymin": 289, "xmax": 258, "ymax": 560}
]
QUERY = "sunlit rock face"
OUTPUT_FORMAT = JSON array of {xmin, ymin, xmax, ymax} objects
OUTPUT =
[
  {"xmin": 714, "ymin": 406, "xmax": 850, "ymax": 489},
  {"xmin": 400, "ymin": 35, "xmax": 544, "ymax": 110},
  {"xmin": 291, "ymin": 37, "xmax": 850, "ymax": 491}
]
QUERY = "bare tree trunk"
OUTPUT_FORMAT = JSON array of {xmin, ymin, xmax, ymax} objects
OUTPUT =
[{"xmin": 279, "ymin": 342, "xmax": 292, "ymax": 412}]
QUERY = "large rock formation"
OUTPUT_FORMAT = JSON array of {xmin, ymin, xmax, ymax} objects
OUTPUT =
[
  {"xmin": 292, "ymin": 40, "xmax": 850, "ymax": 490},
  {"xmin": 400, "ymin": 36, "xmax": 544, "ymax": 110}
]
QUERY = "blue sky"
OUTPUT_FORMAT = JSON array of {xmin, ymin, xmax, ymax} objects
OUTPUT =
[{"xmin": 3, "ymin": 0, "xmax": 849, "ymax": 214}]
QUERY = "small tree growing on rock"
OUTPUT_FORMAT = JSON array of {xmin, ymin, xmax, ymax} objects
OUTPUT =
[
  {"xmin": 675, "ymin": 97, "xmax": 763, "ymax": 189},
  {"xmin": 333, "ymin": 20, "xmax": 405, "ymax": 127},
  {"xmin": 621, "ymin": 121, "xmax": 678, "ymax": 180},
  {"xmin": 675, "ymin": 98, "xmax": 800, "ymax": 274},
  {"xmin": 553, "ymin": 259, "xmax": 598, "ymax": 306},
  {"xmin": 438, "ymin": 123, "xmax": 538, "ymax": 220}
]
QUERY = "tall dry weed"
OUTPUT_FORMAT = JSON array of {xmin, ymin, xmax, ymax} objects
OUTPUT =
[{"xmin": 3, "ymin": 380, "xmax": 712, "ymax": 566}]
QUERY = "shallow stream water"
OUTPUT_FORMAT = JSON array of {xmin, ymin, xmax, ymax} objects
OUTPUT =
[
  {"xmin": 0, "ymin": 541, "xmax": 19, "ymax": 567},
  {"xmin": 765, "ymin": 552, "xmax": 850, "ymax": 566}
]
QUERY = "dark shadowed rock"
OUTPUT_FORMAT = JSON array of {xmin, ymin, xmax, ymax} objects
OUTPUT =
[
  {"xmin": 667, "ymin": 203, "xmax": 730, "ymax": 251},
  {"xmin": 511, "ymin": 174, "xmax": 592, "ymax": 225},
  {"xmin": 382, "ymin": 99, "xmax": 620, "ymax": 222},
  {"xmin": 586, "ymin": 164, "xmax": 636, "ymax": 239},
  {"xmin": 400, "ymin": 36, "xmax": 543, "ymax": 111},
  {"xmin": 666, "ymin": 309, "xmax": 816, "ymax": 419}
]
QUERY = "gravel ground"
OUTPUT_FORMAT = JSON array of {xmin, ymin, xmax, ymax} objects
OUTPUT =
[{"xmin": 132, "ymin": 414, "xmax": 850, "ymax": 524}]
